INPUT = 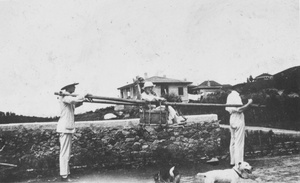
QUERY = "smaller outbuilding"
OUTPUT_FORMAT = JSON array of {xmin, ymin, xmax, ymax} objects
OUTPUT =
[
  {"xmin": 254, "ymin": 73, "xmax": 273, "ymax": 82},
  {"xmin": 192, "ymin": 80, "xmax": 223, "ymax": 95}
]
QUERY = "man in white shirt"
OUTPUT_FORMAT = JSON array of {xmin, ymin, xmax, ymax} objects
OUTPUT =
[
  {"xmin": 225, "ymin": 86, "xmax": 252, "ymax": 167},
  {"xmin": 141, "ymin": 81, "xmax": 187, "ymax": 124},
  {"xmin": 57, "ymin": 83, "xmax": 89, "ymax": 182}
]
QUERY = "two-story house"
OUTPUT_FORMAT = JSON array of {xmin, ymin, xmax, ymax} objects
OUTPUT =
[{"xmin": 118, "ymin": 74, "xmax": 192, "ymax": 103}]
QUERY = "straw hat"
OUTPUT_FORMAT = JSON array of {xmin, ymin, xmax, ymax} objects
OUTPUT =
[
  {"xmin": 61, "ymin": 83, "xmax": 79, "ymax": 90},
  {"xmin": 143, "ymin": 81, "xmax": 155, "ymax": 89}
]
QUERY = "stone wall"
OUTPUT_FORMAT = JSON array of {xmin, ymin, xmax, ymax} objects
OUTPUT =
[
  {"xmin": 1, "ymin": 114, "xmax": 300, "ymax": 182},
  {"xmin": 220, "ymin": 127, "xmax": 300, "ymax": 158},
  {"xmin": 0, "ymin": 115, "xmax": 219, "ymax": 180}
]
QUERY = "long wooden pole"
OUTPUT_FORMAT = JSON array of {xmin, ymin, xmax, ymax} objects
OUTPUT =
[
  {"xmin": 54, "ymin": 92, "xmax": 137, "ymax": 105},
  {"xmin": 54, "ymin": 92, "xmax": 265, "ymax": 107},
  {"xmin": 54, "ymin": 92, "xmax": 144, "ymax": 104},
  {"xmin": 86, "ymin": 100, "xmax": 137, "ymax": 105},
  {"xmin": 164, "ymin": 102, "xmax": 264, "ymax": 108},
  {"xmin": 0, "ymin": 162, "xmax": 17, "ymax": 167}
]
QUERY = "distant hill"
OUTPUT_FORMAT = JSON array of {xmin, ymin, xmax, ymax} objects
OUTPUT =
[
  {"xmin": 235, "ymin": 66, "xmax": 300, "ymax": 94},
  {"xmin": 75, "ymin": 106, "xmax": 118, "ymax": 121},
  {"xmin": 0, "ymin": 111, "xmax": 58, "ymax": 124},
  {"xmin": 273, "ymin": 66, "xmax": 300, "ymax": 93},
  {"xmin": 0, "ymin": 106, "xmax": 138, "ymax": 124}
]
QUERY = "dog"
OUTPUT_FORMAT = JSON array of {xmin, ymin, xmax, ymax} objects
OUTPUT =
[
  {"xmin": 153, "ymin": 166, "xmax": 181, "ymax": 183},
  {"xmin": 196, "ymin": 161, "xmax": 253, "ymax": 183}
]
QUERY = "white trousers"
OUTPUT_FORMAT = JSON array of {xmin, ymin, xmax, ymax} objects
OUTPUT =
[
  {"xmin": 59, "ymin": 133, "xmax": 72, "ymax": 176},
  {"xmin": 156, "ymin": 105, "xmax": 182, "ymax": 124},
  {"xmin": 229, "ymin": 112, "xmax": 245, "ymax": 166},
  {"xmin": 168, "ymin": 106, "xmax": 177, "ymax": 120}
]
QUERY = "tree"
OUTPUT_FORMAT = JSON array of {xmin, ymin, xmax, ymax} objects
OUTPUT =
[{"xmin": 249, "ymin": 75, "xmax": 254, "ymax": 82}]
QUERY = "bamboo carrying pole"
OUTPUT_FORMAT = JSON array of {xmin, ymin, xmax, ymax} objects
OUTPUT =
[
  {"xmin": 86, "ymin": 100, "xmax": 137, "ymax": 105},
  {"xmin": 54, "ymin": 92, "xmax": 144, "ymax": 104},
  {"xmin": 54, "ymin": 92, "xmax": 137, "ymax": 105},
  {"xmin": 164, "ymin": 102, "xmax": 264, "ymax": 108},
  {"xmin": 0, "ymin": 162, "xmax": 17, "ymax": 167},
  {"xmin": 54, "ymin": 92, "xmax": 265, "ymax": 107}
]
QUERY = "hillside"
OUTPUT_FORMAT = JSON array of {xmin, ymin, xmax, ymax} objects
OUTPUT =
[
  {"xmin": 273, "ymin": 66, "xmax": 300, "ymax": 93},
  {"xmin": 235, "ymin": 66, "xmax": 300, "ymax": 94},
  {"xmin": 0, "ymin": 111, "xmax": 58, "ymax": 124},
  {"xmin": 0, "ymin": 106, "xmax": 138, "ymax": 124}
]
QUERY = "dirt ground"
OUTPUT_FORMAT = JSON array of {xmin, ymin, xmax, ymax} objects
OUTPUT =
[
  {"xmin": 15, "ymin": 154, "xmax": 299, "ymax": 183},
  {"xmin": 189, "ymin": 154, "xmax": 300, "ymax": 183},
  {"xmin": 245, "ymin": 154, "xmax": 300, "ymax": 183}
]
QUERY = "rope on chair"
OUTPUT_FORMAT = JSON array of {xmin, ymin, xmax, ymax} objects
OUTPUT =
[
  {"xmin": 141, "ymin": 106, "xmax": 145, "ymax": 125},
  {"xmin": 148, "ymin": 104, "xmax": 151, "ymax": 125},
  {"xmin": 159, "ymin": 101, "xmax": 162, "ymax": 125}
]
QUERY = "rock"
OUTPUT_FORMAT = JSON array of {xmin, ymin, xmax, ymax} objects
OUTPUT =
[
  {"xmin": 182, "ymin": 131, "xmax": 189, "ymax": 136},
  {"xmin": 101, "ymin": 139, "xmax": 108, "ymax": 144},
  {"xmin": 125, "ymin": 138, "xmax": 135, "ymax": 142},
  {"xmin": 157, "ymin": 131, "xmax": 169, "ymax": 139},
  {"xmin": 170, "ymin": 137, "xmax": 176, "ymax": 141},
  {"xmin": 167, "ymin": 128, "xmax": 174, "ymax": 133},
  {"xmin": 188, "ymin": 139, "xmax": 195, "ymax": 144},
  {"xmin": 174, "ymin": 142, "xmax": 181, "ymax": 146},
  {"xmin": 132, "ymin": 142, "xmax": 141, "ymax": 151},
  {"xmin": 108, "ymin": 138, "xmax": 116, "ymax": 145},
  {"xmin": 145, "ymin": 126, "xmax": 155, "ymax": 133},
  {"xmin": 206, "ymin": 157, "xmax": 219, "ymax": 165},
  {"xmin": 152, "ymin": 140, "xmax": 159, "ymax": 145},
  {"xmin": 139, "ymin": 139, "xmax": 145, "ymax": 144},
  {"xmin": 191, "ymin": 133, "xmax": 200, "ymax": 139},
  {"xmin": 158, "ymin": 139, "xmax": 166, "ymax": 144},
  {"xmin": 122, "ymin": 130, "xmax": 131, "ymax": 137},
  {"xmin": 174, "ymin": 132, "xmax": 180, "ymax": 136},
  {"xmin": 183, "ymin": 137, "xmax": 189, "ymax": 142},
  {"xmin": 114, "ymin": 130, "xmax": 125, "ymax": 139},
  {"xmin": 255, "ymin": 177, "xmax": 263, "ymax": 182},
  {"xmin": 104, "ymin": 113, "xmax": 117, "ymax": 119},
  {"xmin": 142, "ymin": 132, "xmax": 150, "ymax": 139},
  {"xmin": 167, "ymin": 144, "xmax": 179, "ymax": 153},
  {"xmin": 142, "ymin": 145, "xmax": 149, "ymax": 150}
]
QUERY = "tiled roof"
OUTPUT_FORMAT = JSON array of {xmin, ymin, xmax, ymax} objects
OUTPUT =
[
  {"xmin": 145, "ymin": 76, "xmax": 192, "ymax": 84},
  {"xmin": 193, "ymin": 80, "xmax": 222, "ymax": 90},
  {"xmin": 199, "ymin": 80, "xmax": 221, "ymax": 86},
  {"xmin": 255, "ymin": 73, "xmax": 272, "ymax": 79},
  {"xmin": 118, "ymin": 76, "xmax": 192, "ymax": 89}
]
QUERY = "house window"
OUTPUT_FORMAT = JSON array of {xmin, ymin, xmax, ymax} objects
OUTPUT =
[
  {"xmin": 161, "ymin": 85, "xmax": 169, "ymax": 95},
  {"xmin": 126, "ymin": 88, "xmax": 131, "ymax": 98},
  {"xmin": 178, "ymin": 87, "xmax": 184, "ymax": 95}
]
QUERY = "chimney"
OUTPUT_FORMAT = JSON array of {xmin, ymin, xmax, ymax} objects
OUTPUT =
[
  {"xmin": 184, "ymin": 78, "xmax": 187, "ymax": 81},
  {"xmin": 207, "ymin": 80, "xmax": 211, "ymax": 87},
  {"xmin": 144, "ymin": 72, "xmax": 148, "ymax": 79}
]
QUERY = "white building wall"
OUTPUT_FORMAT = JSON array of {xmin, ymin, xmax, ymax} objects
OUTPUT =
[
  {"xmin": 169, "ymin": 85, "xmax": 179, "ymax": 95},
  {"xmin": 168, "ymin": 84, "xmax": 189, "ymax": 103},
  {"xmin": 120, "ymin": 84, "xmax": 189, "ymax": 102},
  {"xmin": 153, "ymin": 86, "xmax": 161, "ymax": 97}
]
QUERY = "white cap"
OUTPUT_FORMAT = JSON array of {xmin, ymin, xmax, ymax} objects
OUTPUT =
[{"xmin": 143, "ymin": 81, "xmax": 155, "ymax": 89}]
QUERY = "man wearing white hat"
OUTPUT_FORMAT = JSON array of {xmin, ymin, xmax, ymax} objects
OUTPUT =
[
  {"xmin": 141, "ymin": 81, "xmax": 187, "ymax": 124},
  {"xmin": 57, "ymin": 82, "xmax": 89, "ymax": 182}
]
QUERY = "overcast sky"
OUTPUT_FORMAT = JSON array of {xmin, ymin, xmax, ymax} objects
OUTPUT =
[{"xmin": 0, "ymin": 0, "xmax": 299, "ymax": 117}]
